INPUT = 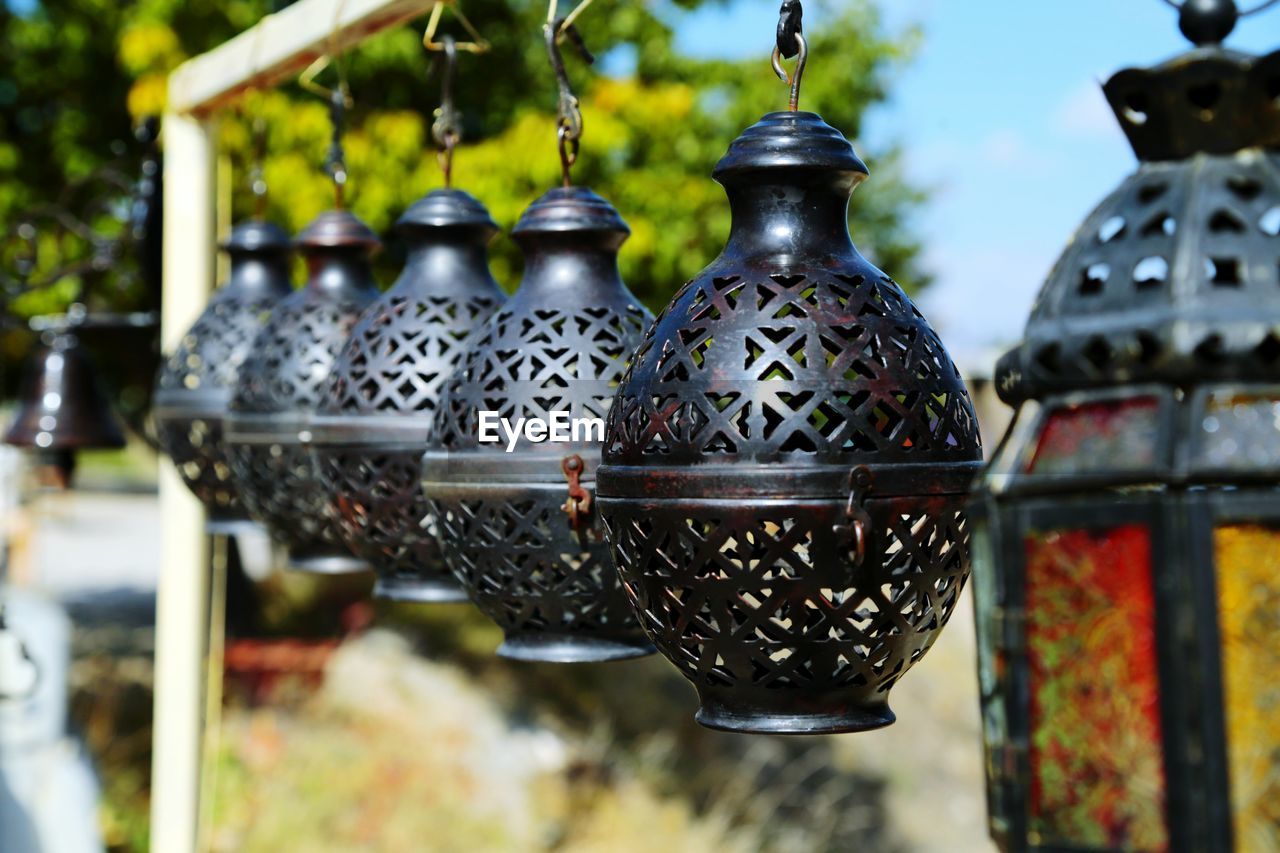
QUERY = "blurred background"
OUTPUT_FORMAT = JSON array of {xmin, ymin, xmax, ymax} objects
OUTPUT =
[{"xmin": 1, "ymin": 1, "xmax": 1276, "ymax": 851}]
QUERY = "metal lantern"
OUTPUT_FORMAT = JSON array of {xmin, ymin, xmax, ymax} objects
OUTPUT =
[
  {"xmin": 312, "ymin": 189, "xmax": 504, "ymax": 601},
  {"xmin": 5, "ymin": 332, "xmax": 126, "ymax": 453},
  {"xmin": 225, "ymin": 209, "xmax": 380, "ymax": 572},
  {"xmin": 153, "ymin": 220, "xmax": 292, "ymax": 533},
  {"xmin": 596, "ymin": 17, "xmax": 983, "ymax": 734},
  {"xmin": 422, "ymin": 185, "xmax": 654, "ymax": 662},
  {"xmin": 971, "ymin": 5, "xmax": 1280, "ymax": 850}
]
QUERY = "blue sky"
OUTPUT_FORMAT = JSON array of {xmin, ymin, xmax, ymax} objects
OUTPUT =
[{"xmin": 672, "ymin": 0, "xmax": 1280, "ymax": 368}]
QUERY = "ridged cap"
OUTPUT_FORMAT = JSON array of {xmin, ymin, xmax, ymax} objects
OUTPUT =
[
  {"xmin": 222, "ymin": 219, "xmax": 292, "ymax": 254},
  {"xmin": 511, "ymin": 186, "xmax": 629, "ymax": 238},
  {"xmin": 395, "ymin": 188, "xmax": 499, "ymax": 235},
  {"xmin": 713, "ymin": 111, "xmax": 869, "ymax": 183},
  {"xmin": 296, "ymin": 209, "xmax": 381, "ymax": 253}
]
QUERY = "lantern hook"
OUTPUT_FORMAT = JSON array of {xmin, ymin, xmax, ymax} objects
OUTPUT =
[
  {"xmin": 428, "ymin": 36, "xmax": 462, "ymax": 188},
  {"xmin": 561, "ymin": 454, "xmax": 593, "ymax": 546},
  {"xmin": 771, "ymin": 0, "xmax": 807, "ymax": 111},
  {"xmin": 834, "ymin": 466, "xmax": 873, "ymax": 567},
  {"xmin": 544, "ymin": 8, "xmax": 595, "ymax": 187},
  {"xmin": 423, "ymin": 0, "xmax": 490, "ymax": 54},
  {"xmin": 300, "ymin": 55, "xmax": 353, "ymax": 209}
]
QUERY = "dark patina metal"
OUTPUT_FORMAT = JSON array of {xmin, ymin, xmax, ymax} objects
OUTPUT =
[
  {"xmin": 596, "ymin": 109, "xmax": 983, "ymax": 734},
  {"xmin": 311, "ymin": 189, "xmax": 505, "ymax": 602},
  {"xmin": 422, "ymin": 186, "xmax": 655, "ymax": 662},
  {"xmin": 225, "ymin": 210, "xmax": 380, "ymax": 572},
  {"xmin": 5, "ymin": 331, "xmax": 125, "ymax": 451},
  {"xmin": 153, "ymin": 220, "xmax": 292, "ymax": 534},
  {"xmin": 972, "ymin": 13, "xmax": 1280, "ymax": 851}
]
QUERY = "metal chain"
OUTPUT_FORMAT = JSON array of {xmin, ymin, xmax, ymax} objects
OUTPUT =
[
  {"xmin": 545, "ymin": 16, "xmax": 594, "ymax": 187},
  {"xmin": 431, "ymin": 36, "xmax": 462, "ymax": 188}
]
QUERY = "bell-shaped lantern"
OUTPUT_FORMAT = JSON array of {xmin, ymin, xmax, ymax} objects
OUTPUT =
[
  {"xmin": 597, "ymin": 28, "xmax": 983, "ymax": 732},
  {"xmin": 971, "ymin": 5, "xmax": 1280, "ymax": 849},
  {"xmin": 225, "ymin": 210, "xmax": 380, "ymax": 571},
  {"xmin": 422, "ymin": 185, "xmax": 655, "ymax": 661},
  {"xmin": 312, "ymin": 189, "xmax": 505, "ymax": 602},
  {"xmin": 5, "ymin": 331, "xmax": 126, "ymax": 453},
  {"xmin": 153, "ymin": 220, "xmax": 293, "ymax": 533}
]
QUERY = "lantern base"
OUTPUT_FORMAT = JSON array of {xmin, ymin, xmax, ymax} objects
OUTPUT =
[
  {"xmin": 693, "ymin": 690, "xmax": 896, "ymax": 735},
  {"xmin": 373, "ymin": 576, "xmax": 470, "ymax": 605},
  {"xmin": 286, "ymin": 551, "xmax": 371, "ymax": 575},
  {"xmin": 497, "ymin": 632, "xmax": 655, "ymax": 664},
  {"xmin": 205, "ymin": 516, "xmax": 260, "ymax": 537}
]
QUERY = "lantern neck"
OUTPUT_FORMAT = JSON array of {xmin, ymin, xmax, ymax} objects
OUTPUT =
[
  {"xmin": 225, "ymin": 253, "xmax": 292, "ymax": 299},
  {"xmin": 302, "ymin": 249, "xmax": 378, "ymax": 299},
  {"xmin": 518, "ymin": 242, "xmax": 623, "ymax": 299},
  {"xmin": 400, "ymin": 237, "xmax": 497, "ymax": 296},
  {"xmin": 721, "ymin": 174, "xmax": 859, "ymax": 263}
]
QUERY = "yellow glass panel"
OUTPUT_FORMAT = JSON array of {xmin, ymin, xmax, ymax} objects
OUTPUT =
[{"xmin": 1215, "ymin": 525, "xmax": 1280, "ymax": 852}]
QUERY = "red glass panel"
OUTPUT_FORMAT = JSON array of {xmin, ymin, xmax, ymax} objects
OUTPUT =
[
  {"xmin": 1026, "ymin": 397, "xmax": 1160, "ymax": 476},
  {"xmin": 1024, "ymin": 525, "xmax": 1168, "ymax": 851}
]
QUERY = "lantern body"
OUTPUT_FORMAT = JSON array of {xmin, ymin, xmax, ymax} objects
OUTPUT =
[
  {"xmin": 225, "ymin": 210, "xmax": 379, "ymax": 572},
  {"xmin": 422, "ymin": 186, "xmax": 654, "ymax": 662},
  {"xmin": 597, "ymin": 112, "xmax": 983, "ymax": 734},
  {"xmin": 973, "ymin": 44, "xmax": 1280, "ymax": 852},
  {"xmin": 153, "ymin": 220, "xmax": 292, "ymax": 533},
  {"xmin": 312, "ymin": 189, "xmax": 505, "ymax": 602},
  {"xmin": 5, "ymin": 333, "xmax": 125, "ymax": 453}
]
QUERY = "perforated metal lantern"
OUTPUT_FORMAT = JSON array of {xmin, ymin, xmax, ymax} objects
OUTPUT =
[
  {"xmin": 971, "ymin": 16, "xmax": 1280, "ymax": 852},
  {"xmin": 225, "ymin": 210, "xmax": 380, "ymax": 572},
  {"xmin": 596, "ymin": 111, "xmax": 983, "ymax": 734},
  {"xmin": 153, "ymin": 220, "xmax": 292, "ymax": 533},
  {"xmin": 311, "ymin": 189, "xmax": 505, "ymax": 603},
  {"xmin": 422, "ymin": 187, "xmax": 655, "ymax": 662}
]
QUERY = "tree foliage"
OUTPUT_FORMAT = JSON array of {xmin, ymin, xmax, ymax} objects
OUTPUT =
[{"xmin": 2, "ymin": 0, "xmax": 925, "ymax": 312}]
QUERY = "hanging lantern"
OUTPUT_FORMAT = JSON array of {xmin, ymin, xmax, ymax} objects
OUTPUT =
[
  {"xmin": 971, "ymin": 3, "xmax": 1280, "ymax": 849},
  {"xmin": 421, "ymin": 18, "xmax": 654, "ymax": 661},
  {"xmin": 596, "ymin": 9, "xmax": 983, "ymax": 734},
  {"xmin": 224, "ymin": 208, "xmax": 380, "ymax": 572},
  {"xmin": 153, "ymin": 220, "xmax": 292, "ymax": 533},
  {"xmin": 311, "ymin": 37, "xmax": 505, "ymax": 603},
  {"xmin": 5, "ymin": 331, "xmax": 126, "ymax": 454}
]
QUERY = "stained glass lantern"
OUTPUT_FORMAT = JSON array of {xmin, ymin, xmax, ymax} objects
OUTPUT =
[
  {"xmin": 596, "ymin": 34, "xmax": 984, "ymax": 731},
  {"xmin": 311, "ymin": 189, "xmax": 504, "ymax": 602},
  {"xmin": 971, "ymin": 7, "xmax": 1280, "ymax": 850},
  {"xmin": 225, "ymin": 210, "xmax": 380, "ymax": 572},
  {"xmin": 153, "ymin": 220, "xmax": 292, "ymax": 534},
  {"xmin": 421, "ymin": 186, "xmax": 655, "ymax": 662}
]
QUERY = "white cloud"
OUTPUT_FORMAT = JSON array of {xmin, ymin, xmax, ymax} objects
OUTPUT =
[{"xmin": 1052, "ymin": 80, "xmax": 1122, "ymax": 141}]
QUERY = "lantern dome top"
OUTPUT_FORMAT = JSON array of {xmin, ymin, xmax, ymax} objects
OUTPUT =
[
  {"xmin": 1104, "ymin": 45, "xmax": 1280, "ymax": 162},
  {"xmin": 222, "ymin": 219, "xmax": 291, "ymax": 254},
  {"xmin": 995, "ymin": 44, "xmax": 1280, "ymax": 406},
  {"xmin": 296, "ymin": 208, "xmax": 381, "ymax": 252},
  {"xmin": 395, "ymin": 187, "xmax": 498, "ymax": 234},
  {"xmin": 510, "ymin": 185, "xmax": 629, "ymax": 240},
  {"xmin": 712, "ymin": 111, "xmax": 869, "ymax": 184}
]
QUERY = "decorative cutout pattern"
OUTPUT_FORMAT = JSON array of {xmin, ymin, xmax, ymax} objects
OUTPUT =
[
  {"xmin": 601, "ymin": 499, "xmax": 970, "ymax": 694},
  {"xmin": 606, "ymin": 271, "xmax": 979, "ymax": 464},
  {"xmin": 228, "ymin": 440, "xmax": 343, "ymax": 553}
]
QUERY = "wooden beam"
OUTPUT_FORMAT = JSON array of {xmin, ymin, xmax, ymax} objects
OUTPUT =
[{"xmin": 168, "ymin": 0, "xmax": 435, "ymax": 116}]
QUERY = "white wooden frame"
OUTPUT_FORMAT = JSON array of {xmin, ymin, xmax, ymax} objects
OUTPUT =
[{"xmin": 153, "ymin": 2, "xmax": 435, "ymax": 849}]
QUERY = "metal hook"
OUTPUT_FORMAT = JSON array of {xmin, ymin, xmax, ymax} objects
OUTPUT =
[
  {"xmin": 431, "ymin": 36, "xmax": 461, "ymax": 188},
  {"xmin": 771, "ymin": 0, "xmax": 807, "ymax": 111},
  {"xmin": 423, "ymin": 0, "xmax": 490, "ymax": 54},
  {"xmin": 299, "ymin": 55, "xmax": 353, "ymax": 208},
  {"xmin": 544, "ymin": 14, "xmax": 594, "ymax": 187}
]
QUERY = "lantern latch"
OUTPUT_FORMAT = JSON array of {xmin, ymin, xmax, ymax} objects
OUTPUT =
[
  {"xmin": 834, "ymin": 465, "xmax": 873, "ymax": 567},
  {"xmin": 561, "ymin": 454, "xmax": 593, "ymax": 542}
]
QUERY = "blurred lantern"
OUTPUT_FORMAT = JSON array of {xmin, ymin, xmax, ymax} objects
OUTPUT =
[
  {"xmin": 971, "ymin": 2, "xmax": 1280, "ymax": 849},
  {"xmin": 153, "ymin": 220, "xmax": 293, "ymax": 533},
  {"xmin": 226, "ymin": 76, "xmax": 380, "ymax": 572},
  {"xmin": 312, "ymin": 36, "xmax": 505, "ymax": 603},
  {"xmin": 597, "ymin": 6, "xmax": 983, "ymax": 734},
  {"xmin": 5, "ymin": 331, "xmax": 126, "ymax": 488},
  {"xmin": 422, "ymin": 17, "xmax": 654, "ymax": 661}
]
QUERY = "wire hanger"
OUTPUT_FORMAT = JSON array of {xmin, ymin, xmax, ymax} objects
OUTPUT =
[
  {"xmin": 423, "ymin": 0, "xmax": 490, "ymax": 54},
  {"xmin": 544, "ymin": 0, "xmax": 596, "ymax": 186}
]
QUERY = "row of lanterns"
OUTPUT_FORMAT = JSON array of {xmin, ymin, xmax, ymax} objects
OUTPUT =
[{"xmin": 120, "ymin": 0, "xmax": 1280, "ymax": 849}]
